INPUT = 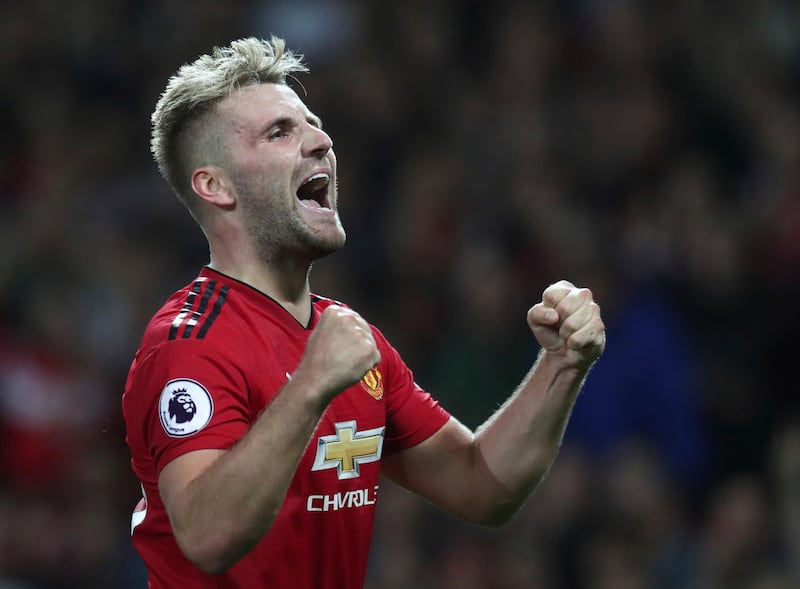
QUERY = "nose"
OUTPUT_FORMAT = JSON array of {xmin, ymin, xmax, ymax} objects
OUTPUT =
[{"xmin": 304, "ymin": 124, "xmax": 333, "ymax": 159}]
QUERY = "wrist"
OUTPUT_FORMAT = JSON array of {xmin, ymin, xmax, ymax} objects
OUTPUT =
[
  {"xmin": 537, "ymin": 347, "xmax": 596, "ymax": 376},
  {"xmin": 283, "ymin": 368, "xmax": 333, "ymax": 414}
]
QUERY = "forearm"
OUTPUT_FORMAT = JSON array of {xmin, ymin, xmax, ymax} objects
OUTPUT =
[
  {"xmin": 384, "ymin": 281, "xmax": 604, "ymax": 528},
  {"xmin": 162, "ymin": 304, "xmax": 381, "ymax": 573},
  {"xmin": 470, "ymin": 349, "xmax": 591, "ymax": 523},
  {"xmin": 168, "ymin": 375, "xmax": 327, "ymax": 573}
]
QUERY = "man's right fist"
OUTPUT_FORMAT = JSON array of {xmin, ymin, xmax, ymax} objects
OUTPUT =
[{"xmin": 295, "ymin": 305, "xmax": 381, "ymax": 402}]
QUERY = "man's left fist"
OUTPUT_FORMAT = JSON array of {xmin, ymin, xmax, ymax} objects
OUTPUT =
[{"xmin": 527, "ymin": 280, "xmax": 606, "ymax": 368}]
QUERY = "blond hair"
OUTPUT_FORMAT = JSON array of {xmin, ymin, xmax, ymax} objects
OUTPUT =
[{"xmin": 151, "ymin": 36, "xmax": 308, "ymax": 212}]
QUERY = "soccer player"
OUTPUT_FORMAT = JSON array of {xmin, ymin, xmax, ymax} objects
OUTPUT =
[{"xmin": 122, "ymin": 37, "xmax": 606, "ymax": 588}]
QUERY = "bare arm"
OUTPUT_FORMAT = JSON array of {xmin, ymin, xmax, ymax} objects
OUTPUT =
[
  {"xmin": 158, "ymin": 306, "xmax": 380, "ymax": 574},
  {"xmin": 382, "ymin": 280, "xmax": 605, "ymax": 526}
]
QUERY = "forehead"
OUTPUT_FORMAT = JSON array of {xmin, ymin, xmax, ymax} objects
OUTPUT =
[{"xmin": 218, "ymin": 83, "xmax": 316, "ymax": 128}]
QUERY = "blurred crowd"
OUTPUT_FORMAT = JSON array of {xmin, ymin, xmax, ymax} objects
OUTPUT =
[{"xmin": 0, "ymin": 0, "xmax": 798, "ymax": 587}]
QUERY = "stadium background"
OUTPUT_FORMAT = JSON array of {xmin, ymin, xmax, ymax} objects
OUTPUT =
[{"xmin": 0, "ymin": 0, "xmax": 798, "ymax": 587}]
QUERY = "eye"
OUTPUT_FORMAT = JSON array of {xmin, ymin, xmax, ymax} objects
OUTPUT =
[{"xmin": 269, "ymin": 127, "xmax": 289, "ymax": 141}]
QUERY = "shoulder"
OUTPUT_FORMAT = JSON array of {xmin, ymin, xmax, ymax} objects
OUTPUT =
[
  {"xmin": 123, "ymin": 318, "xmax": 250, "ymax": 440},
  {"xmin": 140, "ymin": 276, "xmax": 242, "ymax": 350},
  {"xmin": 127, "ymin": 276, "xmax": 248, "ymax": 400}
]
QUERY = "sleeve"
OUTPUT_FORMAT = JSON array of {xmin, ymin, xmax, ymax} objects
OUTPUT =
[
  {"xmin": 127, "ymin": 338, "xmax": 251, "ymax": 475},
  {"xmin": 373, "ymin": 328, "xmax": 451, "ymax": 454}
]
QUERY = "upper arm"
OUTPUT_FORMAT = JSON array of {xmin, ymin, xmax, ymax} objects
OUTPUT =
[
  {"xmin": 159, "ymin": 449, "xmax": 227, "ymax": 525},
  {"xmin": 381, "ymin": 417, "xmax": 481, "ymax": 520}
]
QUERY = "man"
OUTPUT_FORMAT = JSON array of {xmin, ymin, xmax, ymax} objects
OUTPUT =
[{"xmin": 123, "ymin": 37, "xmax": 605, "ymax": 588}]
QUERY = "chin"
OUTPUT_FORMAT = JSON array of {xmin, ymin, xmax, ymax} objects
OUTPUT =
[
  {"xmin": 300, "ymin": 226, "xmax": 346, "ymax": 260},
  {"xmin": 315, "ymin": 235, "xmax": 347, "ymax": 258}
]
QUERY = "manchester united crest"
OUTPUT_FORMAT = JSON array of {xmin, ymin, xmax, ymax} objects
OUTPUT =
[{"xmin": 360, "ymin": 368, "xmax": 384, "ymax": 400}]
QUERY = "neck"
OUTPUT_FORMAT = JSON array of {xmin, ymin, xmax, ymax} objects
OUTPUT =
[{"xmin": 208, "ymin": 249, "xmax": 313, "ymax": 325}]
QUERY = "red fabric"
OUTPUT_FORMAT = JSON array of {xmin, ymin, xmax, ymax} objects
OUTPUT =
[{"xmin": 123, "ymin": 267, "xmax": 449, "ymax": 588}]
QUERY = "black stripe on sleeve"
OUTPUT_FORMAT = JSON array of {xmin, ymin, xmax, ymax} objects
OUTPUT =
[
  {"xmin": 196, "ymin": 285, "xmax": 229, "ymax": 339},
  {"xmin": 181, "ymin": 280, "xmax": 217, "ymax": 339},
  {"xmin": 169, "ymin": 280, "xmax": 203, "ymax": 340}
]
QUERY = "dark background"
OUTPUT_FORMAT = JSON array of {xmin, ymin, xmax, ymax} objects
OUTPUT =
[{"xmin": 0, "ymin": 1, "xmax": 798, "ymax": 587}]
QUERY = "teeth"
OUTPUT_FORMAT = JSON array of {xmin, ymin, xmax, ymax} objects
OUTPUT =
[
  {"xmin": 301, "ymin": 173, "xmax": 330, "ymax": 187},
  {"xmin": 297, "ymin": 172, "xmax": 331, "ymax": 204}
]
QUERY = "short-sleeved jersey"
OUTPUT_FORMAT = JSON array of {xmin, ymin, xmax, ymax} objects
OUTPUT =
[{"xmin": 123, "ymin": 267, "xmax": 450, "ymax": 589}]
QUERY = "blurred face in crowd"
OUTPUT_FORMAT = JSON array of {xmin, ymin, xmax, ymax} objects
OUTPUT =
[{"xmin": 216, "ymin": 83, "xmax": 344, "ymax": 263}]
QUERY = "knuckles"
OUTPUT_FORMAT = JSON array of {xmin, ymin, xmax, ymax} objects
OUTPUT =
[
  {"xmin": 555, "ymin": 289, "xmax": 599, "ymax": 322},
  {"xmin": 534, "ymin": 282, "xmax": 605, "ymax": 354}
]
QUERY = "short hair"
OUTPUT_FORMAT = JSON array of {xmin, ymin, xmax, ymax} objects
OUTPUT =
[{"xmin": 150, "ymin": 36, "xmax": 308, "ymax": 214}]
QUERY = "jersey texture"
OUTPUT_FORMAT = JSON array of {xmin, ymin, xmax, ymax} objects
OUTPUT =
[{"xmin": 123, "ymin": 267, "xmax": 450, "ymax": 588}]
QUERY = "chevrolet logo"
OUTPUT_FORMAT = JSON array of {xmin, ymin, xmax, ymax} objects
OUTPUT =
[{"xmin": 312, "ymin": 421, "xmax": 385, "ymax": 479}]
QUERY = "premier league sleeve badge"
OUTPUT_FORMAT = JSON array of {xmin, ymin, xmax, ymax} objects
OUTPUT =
[{"xmin": 159, "ymin": 378, "xmax": 214, "ymax": 437}]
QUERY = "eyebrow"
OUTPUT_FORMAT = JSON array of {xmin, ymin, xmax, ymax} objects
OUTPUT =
[
  {"xmin": 307, "ymin": 113, "xmax": 323, "ymax": 129},
  {"xmin": 261, "ymin": 113, "xmax": 323, "ymax": 135}
]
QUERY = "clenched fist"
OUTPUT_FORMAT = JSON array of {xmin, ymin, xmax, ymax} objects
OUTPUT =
[
  {"xmin": 527, "ymin": 280, "xmax": 605, "ymax": 369},
  {"xmin": 295, "ymin": 305, "xmax": 381, "ymax": 403}
]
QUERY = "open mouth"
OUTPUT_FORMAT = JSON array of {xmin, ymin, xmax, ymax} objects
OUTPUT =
[{"xmin": 297, "ymin": 173, "xmax": 331, "ymax": 210}]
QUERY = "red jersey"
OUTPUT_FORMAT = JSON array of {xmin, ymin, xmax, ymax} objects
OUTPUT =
[{"xmin": 123, "ymin": 267, "xmax": 450, "ymax": 588}]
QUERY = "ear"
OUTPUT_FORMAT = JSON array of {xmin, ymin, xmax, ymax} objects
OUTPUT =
[{"xmin": 191, "ymin": 166, "xmax": 236, "ymax": 208}]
